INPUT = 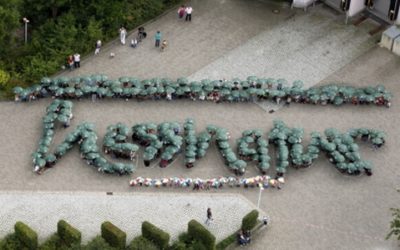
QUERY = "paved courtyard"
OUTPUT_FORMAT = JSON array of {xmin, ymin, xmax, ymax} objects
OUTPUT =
[
  {"xmin": 0, "ymin": 0, "xmax": 399, "ymax": 249},
  {"xmin": 0, "ymin": 192, "xmax": 255, "ymax": 243}
]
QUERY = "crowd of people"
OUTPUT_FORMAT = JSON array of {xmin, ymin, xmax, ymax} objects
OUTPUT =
[
  {"xmin": 12, "ymin": 75, "xmax": 392, "ymax": 108},
  {"xmin": 129, "ymin": 175, "xmax": 284, "ymax": 190}
]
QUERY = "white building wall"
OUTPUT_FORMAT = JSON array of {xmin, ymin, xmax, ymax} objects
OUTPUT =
[
  {"xmin": 347, "ymin": 0, "xmax": 366, "ymax": 17},
  {"xmin": 397, "ymin": 10, "xmax": 400, "ymax": 25}
]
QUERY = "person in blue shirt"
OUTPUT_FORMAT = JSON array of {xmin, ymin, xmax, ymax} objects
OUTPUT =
[{"xmin": 155, "ymin": 31, "xmax": 161, "ymax": 47}]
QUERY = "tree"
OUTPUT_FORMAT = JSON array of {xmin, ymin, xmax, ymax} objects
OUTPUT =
[
  {"xmin": 0, "ymin": 0, "xmax": 21, "ymax": 59},
  {"xmin": 0, "ymin": 69, "xmax": 10, "ymax": 88}
]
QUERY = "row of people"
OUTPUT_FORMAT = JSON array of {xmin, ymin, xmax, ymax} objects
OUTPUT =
[
  {"xmin": 129, "ymin": 175, "xmax": 285, "ymax": 189},
  {"xmin": 13, "ymin": 76, "xmax": 392, "ymax": 107}
]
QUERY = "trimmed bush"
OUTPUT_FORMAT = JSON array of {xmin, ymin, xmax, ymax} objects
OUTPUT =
[
  {"xmin": 0, "ymin": 233, "xmax": 27, "ymax": 250},
  {"xmin": 57, "ymin": 220, "xmax": 81, "ymax": 247},
  {"xmin": 168, "ymin": 240, "xmax": 187, "ymax": 250},
  {"xmin": 216, "ymin": 233, "xmax": 236, "ymax": 250},
  {"xmin": 241, "ymin": 210, "xmax": 259, "ymax": 231},
  {"xmin": 83, "ymin": 236, "xmax": 114, "ymax": 250},
  {"xmin": 187, "ymin": 220, "xmax": 216, "ymax": 250},
  {"xmin": 38, "ymin": 233, "xmax": 59, "ymax": 250},
  {"xmin": 15, "ymin": 221, "xmax": 38, "ymax": 249},
  {"xmin": 142, "ymin": 221, "xmax": 170, "ymax": 249},
  {"xmin": 128, "ymin": 236, "xmax": 158, "ymax": 250},
  {"xmin": 101, "ymin": 221, "xmax": 126, "ymax": 249}
]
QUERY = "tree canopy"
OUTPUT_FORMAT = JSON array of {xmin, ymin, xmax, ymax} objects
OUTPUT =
[{"xmin": 0, "ymin": 0, "xmax": 180, "ymax": 97}]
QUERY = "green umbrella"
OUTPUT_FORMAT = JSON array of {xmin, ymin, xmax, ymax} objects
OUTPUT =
[
  {"xmin": 45, "ymin": 154, "xmax": 57, "ymax": 163},
  {"xmin": 65, "ymin": 87, "xmax": 75, "ymax": 94},
  {"xmin": 119, "ymin": 76, "xmax": 129, "ymax": 83},
  {"xmin": 226, "ymin": 151, "xmax": 237, "ymax": 163},
  {"xmin": 55, "ymin": 88, "xmax": 64, "ymax": 96},
  {"xmin": 185, "ymin": 150, "xmax": 196, "ymax": 158},
  {"xmin": 41, "ymin": 77, "xmax": 52, "ymax": 86},
  {"xmin": 13, "ymin": 87, "xmax": 24, "ymax": 95},
  {"xmin": 177, "ymin": 77, "xmax": 189, "ymax": 86},
  {"xmin": 97, "ymin": 87, "xmax": 108, "ymax": 96},
  {"xmin": 247, "ymin": 76, "xmax": 258, "ymax": 82},
  {"xmin": 218, "ymin": 141, "xmax": 230, "ymax": 149}
]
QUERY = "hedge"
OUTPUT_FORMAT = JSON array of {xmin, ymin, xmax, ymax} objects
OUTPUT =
[
  {"xmin": 142, "ymin": 221, "xmax": 170, "ymax": 249},
  {"xmin": 187, "ymin": 220, "xmax": 216, "ymax": 250},
  {"xmin": 57, "ymin": 220, "xmax": 81, "ymax": 247},
  {"xmin": 216, "ymin": 233, "xmax": 236, "ymax": 250},
  {"xmin": 84, "ymin": 235, "xmax": 115, "ymax": 250},
  {"xmin": 241, "ymin": 210, "xmax": 259, "ymax": 231},
  {"xmin": 15, "ymin": 221, "xmax": 38, "ymax": 249},
  {"xmin": 128, "ymin": 236, "xmax": 158, "ymax": 250},
  {"xmin": 0, "ymin": 233, "xmax": 26, "ymax": 250},
  {"xmin": 101, "ymin": 221, "xmax": 127, "ymax": 249}
]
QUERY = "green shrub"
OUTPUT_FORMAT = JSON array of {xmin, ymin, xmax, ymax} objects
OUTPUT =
[
  {"xmin": 101, "ymin": 221, "xmax": 126, "ymax": 249},
  {"xmin": 83, "ymin": 236, "xmax": 114, "ymax": 250},
  {"xmin": 187, "ymin": 220, "xmax": 216, "ymax": 250},
  {"xmin": 216, "ymin": 233, "xmax": 236, "ymax": 250},
  {"xmin": 189, "ymin": 240, "xmax": 207, "ymax": 250},
  {"xmin": 15, "ymin": 221, "xmax": 38, "ymax": 249},
  {"xmin": 128, "ymin": 236, "xmax": 158, "ymax": 250},
  {"xmin": 57, "ymin": 220, "xmax": 82, "ymax": 247},
  {"xmin": 38, "ymin": 233, "xmax": 59, "ymax": 250},
  {"xmin": 241, "ymin": 210, "xmax": 259, "ymax": 231},
  {"xmin": 0, "ymin": 233, "xmax": 28, "ymax": 250},
  {"xmin": 142, "ymin": 221, "xmax": 170, "ymax": 249},
  {"xmin": 168, "ymin": 240, "xmax": 187, "ymax": 250},
  {"xmin": 178, "ymin": 232, "xmax": 192, "ymax": 244}
]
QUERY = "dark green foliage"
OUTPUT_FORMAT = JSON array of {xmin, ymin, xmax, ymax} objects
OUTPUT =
[
  {"xmin": 216, "ymin": 233, "xmax": 236, "ymax": 250},
  {"xmin": 168, "ymin": 240, "xmax": 187, "ymax": 250},
  {"xmin": 0, "ymin": 233, "xmax": 29, "ymax": 250},
  {"xmin": 177, "ymin": 232, "xmax": 191, "ymax": 244},
  {"xmin": 128, "ymin": 236, "xmax": 159, "ymax": 250},
  {"xmin": 15, "ymin": 221, "xmax": 38, "ymax": 249},
  {"xmin": 83, "ymin": 236, "xmax": 115, "ymax": 250},
  {"xmin": 386, "ymin": 191, "xmax": 400, "ymax": 243},
  {"xmin": 101, "ymin": 221, "xmax": 126, "ymax": 249},
  {"xmin": 241, "ymin": 210, "xmax": 259, "ymax": 231},
  {"xmin": 0, "ymin": 0, "xmax": 183, "ymax": 97},
  {"xmin": 142, "ymin": 221, "xmax": 170, "ymax": 249},
  {"xmin": 187, "ymin": 220, "xmax": 216, "ymax": 250},
  {"xmin": 57, "ymin": 220, "xmax": 82, "ymax": 247},
  {"xmin": 38, "ymin": 233, "xmax": 59, "ymax": 250}
]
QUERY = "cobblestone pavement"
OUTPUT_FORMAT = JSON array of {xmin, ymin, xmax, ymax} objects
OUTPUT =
[
  {"xmin": 0, "ymin": 0, "xmax": 399, "ymax": 249},
  {"xmin": 0, "ymin": 192, "xmax": 256, "ymax": 243}
]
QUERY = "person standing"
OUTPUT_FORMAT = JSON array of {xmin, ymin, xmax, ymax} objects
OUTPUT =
[
  {"xmin": 155, "ymin": 31, "xmax": 161, "ymax": 47},
  {"xmin": 73, "ymin": 53, "xmax": 80, "ymax": 68},
  {"xmin": 94, "ymin": 40, "xmax": 102, "ymax": 55},
  {"xmin": 178, "ymin": 5, "xmax": 185, "ymax": 19},
  {"xmin": 67, "ymin": 55, "xmax": 74, "ymax": 70},
  {"xmin": 130, "ymin": 38, "xmax": 138, "ymax": 48},
  {"xmin": 205, "ymin": 207, "xmax": 213, "ymax": 225},
  {"xmin": 185, "ymin": 6, "xmax": 193, "ymax": 21},
  {"xmin": 119, "ymin": 27, "xmax": 127, "ymax": 45}
]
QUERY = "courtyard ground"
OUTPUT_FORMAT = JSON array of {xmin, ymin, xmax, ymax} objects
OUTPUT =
[{"xmin": 0, "ymin": 0, "xmax": 399, "ymax": 249}]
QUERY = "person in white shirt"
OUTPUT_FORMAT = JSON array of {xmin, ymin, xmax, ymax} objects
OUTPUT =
[
  {"xmin": 185, "ymin": 6, "xmax": 193, "ymax": 21},
  {"xmin": 73, "ymin": 53, "xmax": 80, "ymax": 68},
  {"xmin": 94, "ymin": 40, "xmax": 102, "ymax": 55},
  {"xmin": 130, "ymin": 38, "xmax": 137, "ymax": 48},
  {"xmin": 119, "ymin": 27, "xmax": 127, "ymax": 45}
]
